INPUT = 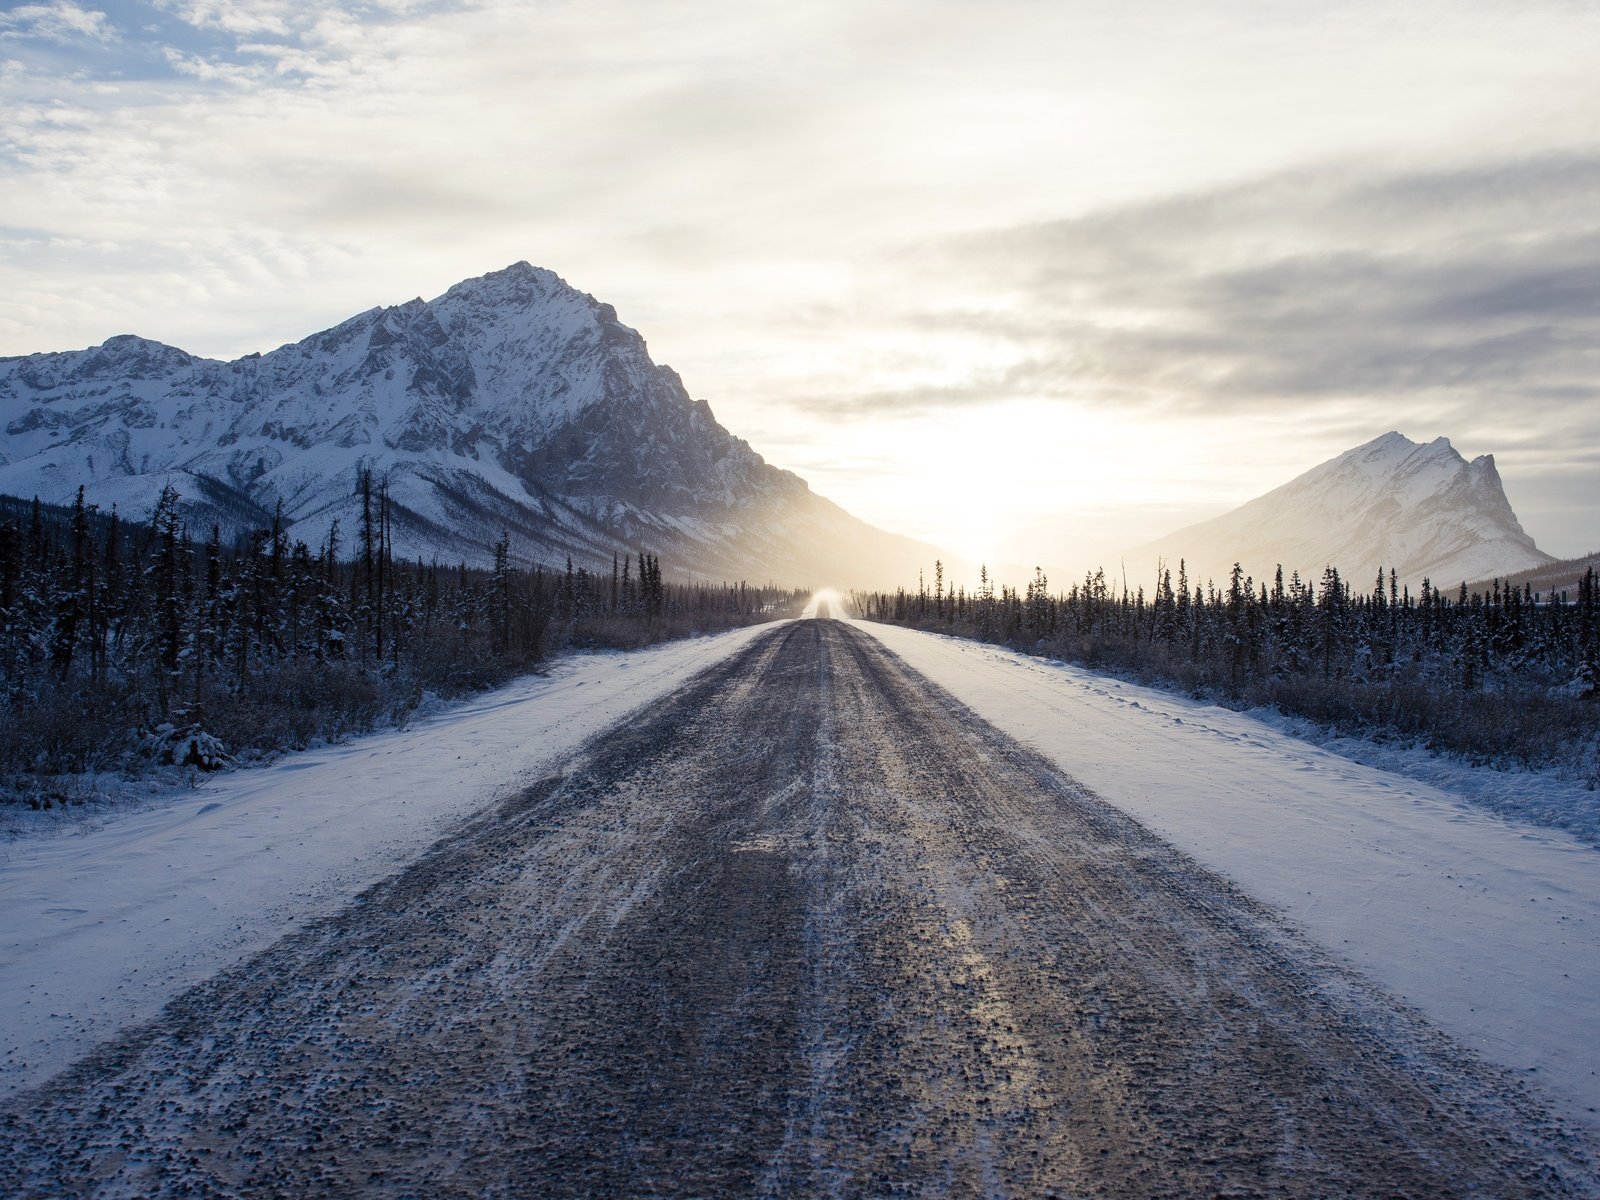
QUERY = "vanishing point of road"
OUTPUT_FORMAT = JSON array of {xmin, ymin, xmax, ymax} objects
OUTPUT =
[{"xmin": 2, "ymin": 616, "xmax": 1594, "ymax": 1197}]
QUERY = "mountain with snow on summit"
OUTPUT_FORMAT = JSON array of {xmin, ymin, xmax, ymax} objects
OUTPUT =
[
  {"xmin": 1128, "ymin": 432, "xmax": 1555, "ymax": 592},
  {"xmin": 0, "ymin": 263, "xmax": 936, "ymax": 586}
]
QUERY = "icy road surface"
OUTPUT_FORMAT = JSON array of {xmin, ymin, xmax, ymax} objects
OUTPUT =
[
  {"xmin": 0, "ymin": 623, "xmax": 784, "ymax": 1100},
  {"xmin": 2, "ymin": 618, "xmax": 1593, "ymax": 1197},
  {"xmin": 859, "ymin": 619, "xmax": 1600, "ymax": 1140}
]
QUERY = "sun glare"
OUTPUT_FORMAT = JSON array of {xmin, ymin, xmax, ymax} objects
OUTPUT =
[{"xmin": 805, "ymin": 398, "xmax": 1214, "ymax": 572}]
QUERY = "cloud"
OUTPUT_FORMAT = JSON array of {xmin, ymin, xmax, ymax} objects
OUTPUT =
[
  {"xmin": 774, "ymin": 151, "xmax": 1600, "ymax": 557},
  {"xmin": 805, "ymin": 155, "xmax": 1600, "ymax": 434},
  {"xmin": 0, "ymin": 1, "xmax": 114, "ymax": 45},
  {"xmin": 156, "ymin": 1, "xmax": 296, "ymax": 37}
]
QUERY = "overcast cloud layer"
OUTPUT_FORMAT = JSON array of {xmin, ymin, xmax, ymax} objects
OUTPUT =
[{"xmin": 2, "ymin": 0, "xmax": 1597, "ymax": 566}]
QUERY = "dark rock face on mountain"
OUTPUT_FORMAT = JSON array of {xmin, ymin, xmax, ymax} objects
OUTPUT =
[
  {"xmin": 1129, "ymin": 432, "xmax": 1554, "ymax": 591},
  {"xmin": 0, "ymin": 263, "xmax": 933, "ymax": 586}
]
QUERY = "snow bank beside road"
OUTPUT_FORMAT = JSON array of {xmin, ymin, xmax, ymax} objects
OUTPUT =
[
  {"xmin": 0, "ymin": 623, "xmax": 782, "ymax": 1100},
  {"xmin": 855, "ymin": 620, "xmax": 1600, "ymax": 1138}
]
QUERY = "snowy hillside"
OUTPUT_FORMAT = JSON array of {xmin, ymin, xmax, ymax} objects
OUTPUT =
[
  {"xmin": 1129, "ymin": 432, "xmax": 1554, "ymax": 591},
  {"xmin": 0, "ymin": 263, "xmax": 933, "ymax": 586}
]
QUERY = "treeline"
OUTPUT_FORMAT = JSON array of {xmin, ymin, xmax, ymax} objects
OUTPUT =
[
  {"xmin": 0, "ymin": 481, "xmax": 804, "ymax": 807},
  {"xmin": 854, "ymin": 560, "xmax": 1600, "ymax": 780}
]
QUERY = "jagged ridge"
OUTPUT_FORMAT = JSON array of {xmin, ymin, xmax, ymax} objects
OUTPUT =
[
  {"xmin": 1129, "ymin": 431, "xmax": 1554, "ymax": 591},
  {"xmin": 0, "ymin": 263, "xmax": 934, "ymax": 586}
]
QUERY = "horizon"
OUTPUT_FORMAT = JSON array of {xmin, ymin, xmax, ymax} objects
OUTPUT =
[{"xmin": 2, "ymin": 1, "xmax": 1597, "ymax": 566}]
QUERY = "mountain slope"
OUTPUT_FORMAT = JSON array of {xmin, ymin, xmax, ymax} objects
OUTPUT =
[
  {"xmin": 1128, "ymin": 432, "xmax": 1554, "ymax": 591},
  {"xmin": 1467, "ymin": 550, "xmax": 1600, "ymax": 601},
  {"xmin": 0, "ymin": 263, "xmax": 935, "ymax": 586}
]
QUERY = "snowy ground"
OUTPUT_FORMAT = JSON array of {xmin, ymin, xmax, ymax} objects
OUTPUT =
[
  {"xmin": 854, "ymin": 618, "xmax": 1600, "ymax": 1139},
  {"xmin": 4, "ymin": 605, "xmax": 1598, "ymax": 1156},
  {"xmin": 0, "ymin": 623, "xmax": 784, "ymax": 1100},
  {"xmin": 7, "ymin": 617, "xmax": 1587, "ymax": 1196},
  {"xmin": 1249, "ymin": 707, "xmax": 1600, "ymax": 845}
]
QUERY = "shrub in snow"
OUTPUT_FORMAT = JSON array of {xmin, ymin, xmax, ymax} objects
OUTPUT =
[
  {"xmin": 1576, "ymin": 661, "xmax": 1598, "ymax": 701},
  {"xmin": 135, "ymin": 723, "xmax": 231, "ymax": 771}
]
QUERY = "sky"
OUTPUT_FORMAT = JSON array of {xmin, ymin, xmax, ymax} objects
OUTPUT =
[{"xmin": 2, "ymin": 0, "xmax": 1598, "ymax": 571}]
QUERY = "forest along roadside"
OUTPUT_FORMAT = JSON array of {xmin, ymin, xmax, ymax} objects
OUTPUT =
[{"xmin": 1, "ymin": 619, "xmax": 1595, "ymax": 1197}]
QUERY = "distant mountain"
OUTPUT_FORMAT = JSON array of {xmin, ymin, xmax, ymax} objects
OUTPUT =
[
  {"xmin": 1128, "ymin": 432, "xmax": 1555, "ymax": 592},
  {"xmin": 0, "ymin": 262, "xmax": 936, "ymax": 587},
  {"xmin": 1467, "ymin": 550, "xmax": 1600, "ymax": 602}
]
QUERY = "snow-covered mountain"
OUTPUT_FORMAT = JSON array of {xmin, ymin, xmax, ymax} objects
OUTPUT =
[
  {"xmin": 0, "ymin": 263, "xmax": 934, "ymax": 586},
  {"xmin": 1129, "ymin": 432, "xmax": 1554, "ymax": 592}
]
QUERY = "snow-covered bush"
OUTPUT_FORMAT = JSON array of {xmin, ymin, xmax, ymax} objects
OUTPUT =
[{"xmin": 135, "ymin": 723, "xmax": 231, "ymax": 771}]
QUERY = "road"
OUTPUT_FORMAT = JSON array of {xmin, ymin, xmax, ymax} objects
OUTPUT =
[{"xmin": 1, "ymin": 618, "xmax": 1593, "ymax": 1197}]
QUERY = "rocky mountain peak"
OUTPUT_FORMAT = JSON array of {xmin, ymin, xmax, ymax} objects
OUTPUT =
[
  {"xmin": 0, "ymin": 263, "xmax": 936, "ymax": 587},
  {"xmin": 438, "ymin": 261, "xmax": 582, "ymax": 314},
  {"xmin": 1132, "ymin": 431, "xmax": 1553, "ymax": 590}
]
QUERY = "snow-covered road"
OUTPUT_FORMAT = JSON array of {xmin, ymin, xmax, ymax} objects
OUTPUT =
[
  {"xmin": 2, "ymin": 607, "xmax": 1598, "ymax": 1181},
  {"xmin": 4, "ymin": 618, "xmax": 1589, "ymax": 1197},
  {"xmin": 0, "ymin": 623, "xmax": 784, "ymax": 1100},
  {"xmin": 857, "ymin": 619, "xmax": 1600, "ymax": 1140}
]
